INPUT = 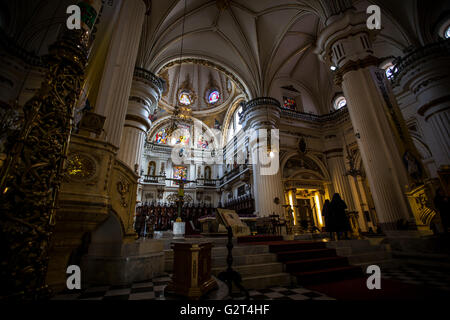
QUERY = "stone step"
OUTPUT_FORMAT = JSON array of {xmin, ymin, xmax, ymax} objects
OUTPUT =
[
  {"xmin": 164, "ymin": 244, "xmax": 269, "ymax": 259},
  {"xmin": 212, "ymin": 245, "xmax": 270, "ymax": 256},
  {"xmin": 294, "ymin": 265, "xmax": 363, "ymax": 285},
  {"xmin": 212, "ymin": 262, "xmax": 284, "ymax": 277},
  {"xmin": 240, "ymin": 273, "xmax": 293, "ymax": 290},
  {"xmin": 346, "ymin": 251, "xmax": 393, "ymax": 265},
  {"xmin": 212, "ymin": 253, "xmax": 277, "ymax": 267},
  {"xmin": 276, "ymin": 248, "xmax": 337, "ymax": 262},
  {"xmin": 285, "ymin": 256, "xmax": 349, "ymax": 273}
]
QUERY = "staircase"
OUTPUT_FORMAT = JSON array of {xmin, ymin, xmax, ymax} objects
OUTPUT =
[
  {"xmin": 264, "ymin": 241, "xmax": 363, "ymax": 285},
  {"xmin": 164, "ymin": 237, "xmax": 293, "ymax": 290}
]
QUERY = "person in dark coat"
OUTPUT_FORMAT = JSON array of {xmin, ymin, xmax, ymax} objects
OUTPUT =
[
  {"xmin": 434, "ymin": 188, "xmax": 449, "ymax": 234},
  {"xmin": 330, "ymin": 193, "xmax": 350, "ymax": 240},
  {"xmin": 322, "ymin": 200, "xmax": 334, "ymax": 239}
]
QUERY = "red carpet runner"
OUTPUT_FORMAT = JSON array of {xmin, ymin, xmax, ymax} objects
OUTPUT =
[
  {"xmin": 239, "ymin": 238, "xmax": 362, "ymax": 285},
  {"xmin": 238, "ymin": 237, "xmax": 450, "ymax": 300}
]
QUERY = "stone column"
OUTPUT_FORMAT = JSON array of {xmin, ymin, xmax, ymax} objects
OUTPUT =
[
  {"xmin": 316, "ymin": 10, "xmax": 414, "ymax": 231},
  {"xmin": 94, "ymin": 0, "xmax": 147, "ymax": 148},
  {"xmin": 241, "ymin": 98, "xmax": 285, "ymax": 217},
  {"xmin": 325, "ymin": 148, "xmax": 355, "ymax": 211},
  {"xmin": 393, "ymin": 40, "xmax": 450, "ymax": 171},
  {"xmin": 117, "ymin": 68, "xmax": 163, "ymax": 171}
]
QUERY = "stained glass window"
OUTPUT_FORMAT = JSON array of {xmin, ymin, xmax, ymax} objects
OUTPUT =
[
  {"xmin": 155, "ymin": 128, "xmax": 168, "ymax": 144},
  {"xmin": 176, "ymin": 135, "xmax": 190, "ymax": 146},
  {"xmin": 334, "ymin": 96, "xmax": 347, "ymax": 110},
  {"xmin": 179, "ymin": 91, "xmax": 192, "ymax": 105},
  {"xmin": 208, "ymin": 90, "xmax": 220, "ymax": 104},
  {"xmin": 384, "ymin": 64, "xmax": 396, "ymax": 80},
  {"xmin": 445, "ymin": 26, "xmax": 450, "ymax": 39},
  {"xmin": 234, "ymin": 106, "xmax": 243, "ymax": 132},
  {"xmin": 173, "ymin": 166, "xmax": 187, "ymax": 181},
  {"xmin": 283, "ymin": 97, "xmax": 297, "ymax": 110}
]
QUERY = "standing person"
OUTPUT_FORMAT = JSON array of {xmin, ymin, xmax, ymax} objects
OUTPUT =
[
  {"xmin": 322, "ymin": 200, "xmax": 334, "ymax": 239},
  {"xmin": 434, "ymin": 188, "xmax": 449, "ymax": 234},
  {"xmin": 330, "ymin": 193, "xmax": 350, "ymax": 240}
]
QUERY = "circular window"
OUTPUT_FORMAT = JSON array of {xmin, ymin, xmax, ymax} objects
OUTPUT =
[
  {"xmin": 445, "ymin": 25, "xmax": 450, "ymax": 39},
  {"xmin": 179, "ymin": 90, "xmax": 192, "ymax": 106},
  {"xmin": 208, "ymin": 90, "xmax": 220, "ymax": 104},
  {"xmin": 334, "ymin": 96, "xmax": 347, "ymax": 110},
  {"xmin": 385, "ymin": 64, "xmax": 397, "ymax": 80}
]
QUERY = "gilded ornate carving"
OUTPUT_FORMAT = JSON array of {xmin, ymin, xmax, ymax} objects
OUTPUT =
[
  {"xmin": 0, "ymin": 3, "xmax": 99, "ymax": 299},
  {"xmin": 117, "ymin": 179, "xmax": 130, "ymax": 208},
  {"xmin": 66, "ymin": 153, "xmax": 96, "ymax": 181}
]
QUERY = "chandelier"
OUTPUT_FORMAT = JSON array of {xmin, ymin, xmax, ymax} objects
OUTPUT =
[{"xmin": 166, "ymin": 0, "xmax": 191, "ymax": 138}]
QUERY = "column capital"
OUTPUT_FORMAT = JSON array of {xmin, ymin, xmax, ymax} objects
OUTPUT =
[{"xmin": 316, "ymin": 9, "xmax": 379, "ymax": 71}]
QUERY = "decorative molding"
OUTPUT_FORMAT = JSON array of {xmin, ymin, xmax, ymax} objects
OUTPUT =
[
  {"xmin": 392, "ymin": 39, "xmax": 450, "ymax": 85},
  {"xmin": 134, "ymin": 67, "xmax": 164, "ymax": 93}
]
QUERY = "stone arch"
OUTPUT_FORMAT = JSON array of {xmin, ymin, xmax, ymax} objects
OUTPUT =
[{"xmin": 281, "ymin": 151, "xmax": 331, "ymax": 181}]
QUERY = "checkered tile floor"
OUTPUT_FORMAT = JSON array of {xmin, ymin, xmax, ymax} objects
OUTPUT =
[
  {"xmin": 52, "ymin": 274, "xmax": 172, "ymax": 300},
  {"xmin": 52, "ymin": 274, "xmax": 334, "ymax": 301},
  {"xmin": 382, "ymin": 265, "xmax": 450, "ymax": 292},
  {"xmin": 240, "ymin": 286, "xmax": 335, "ymax": 300}
]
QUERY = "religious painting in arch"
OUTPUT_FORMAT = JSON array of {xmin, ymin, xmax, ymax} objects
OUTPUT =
[{"xmin": 154, "ymin": 128, "xmax": 168, "ymax": 144}]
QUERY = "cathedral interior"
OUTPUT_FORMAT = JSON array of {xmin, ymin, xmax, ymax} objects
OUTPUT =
[{"xmin": 0, "ymin": 0, "xmax": 449, "ymax": 303}]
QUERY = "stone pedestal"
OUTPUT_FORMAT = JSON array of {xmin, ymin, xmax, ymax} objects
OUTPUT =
[{"xmin": 81, "ymin": 239, "xmax": 165, "ymax": 286}]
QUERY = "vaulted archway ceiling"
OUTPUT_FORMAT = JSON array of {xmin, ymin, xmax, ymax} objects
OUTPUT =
[
  {"xmin": 137, "ymin": 0, "xmax": 450, "ymax": 115},
  {"xmin": 1, "ymin": 0, "xmax": 449, "ymax": 114}
]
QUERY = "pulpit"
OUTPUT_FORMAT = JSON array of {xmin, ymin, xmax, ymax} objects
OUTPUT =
[{"xmin": 165, "ymin": 241, "xmax": 217, "ymax": 299}]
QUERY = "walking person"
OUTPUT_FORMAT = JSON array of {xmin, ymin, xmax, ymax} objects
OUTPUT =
[
  {"xmin": 330, "ymin": 193, "xmax": 350, "ymax": 240},
  {"xmin": 322, "ymin": 200, "xmax": 334, "ymax": 239}
]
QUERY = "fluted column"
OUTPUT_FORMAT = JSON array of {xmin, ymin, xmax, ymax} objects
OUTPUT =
[
  {"xmin": 117, "ymin": 68, "xmax": 163, "ymax": 171},
  {"xmin": 325, "ymin": 149, "xmax": 355, "ymax": 210},
  {"xmin": 316, "ymin": 10, "xmax": 414, "ymax": 231},
  {"xmin": 241, "ymin": 98, "xmax": 285, "ymax": 217},
  {"xmin": 393, "ymin": 40, "xmax": 450, "ymax": 171},
  {"xmin": 94, "ymin": 0, "xmax": 146, "ymax": 148}
]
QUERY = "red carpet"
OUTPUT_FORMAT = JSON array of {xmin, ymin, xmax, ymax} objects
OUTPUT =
[
  {"xmin": 241, "ymin": 240, "xmax": 362, "ymax": 285},
  {"xmin": 305, "ymin": 277, "xmax": 450, "ymax": 300}
]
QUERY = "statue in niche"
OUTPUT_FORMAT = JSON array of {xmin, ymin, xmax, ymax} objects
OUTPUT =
[
  {"xmin": 147, "ymin": 161, "xmax": 156, "ymax": 176},
  {"xmin": 205, "ymin": 166, "xmax": 212, "ymax": 180}
]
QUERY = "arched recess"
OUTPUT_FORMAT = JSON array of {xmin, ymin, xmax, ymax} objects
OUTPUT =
[
  {"xmin": 270, "ymin": 77, "xmax": 323, "ymax": 115},
  {"xmin": 221, "ymin": 96, "xmax": 246, "ymax": 145},
  {"xmin": 281, "ymin": 151, "xmax": 331, "ymax": 182}
]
